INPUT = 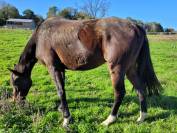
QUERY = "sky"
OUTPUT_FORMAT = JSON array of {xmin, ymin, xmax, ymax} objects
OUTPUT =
[{"xmin": 4, "ymin": 0, "xmax": 177, "ymax": 30}]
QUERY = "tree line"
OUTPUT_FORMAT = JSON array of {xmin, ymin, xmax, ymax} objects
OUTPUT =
[
  {"xmin": 0, "ymin": 0, "xmax": 175, "ymax": 32},
  {"xmin": 0, "ymin": 4, "xmax": 93, "ymax": 25},
  {"xmin": 0, "ymin": 0, "xmax": 109, "ymax": 26},
  {"xmin": 47, "ymin": 6, "xmax": 92, "ymax": 20},
  {"xmin": 127, "ymin": 17, "xmax": 175, "ymax": 33},
  {"xmin": 0, "ymin": 3, "xmax": 44, "ymax": 26}
]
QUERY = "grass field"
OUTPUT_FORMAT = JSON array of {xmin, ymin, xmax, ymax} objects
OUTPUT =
[{"xmin": 0, "ymin": 29, "xmax": 177, "ymax": 133}]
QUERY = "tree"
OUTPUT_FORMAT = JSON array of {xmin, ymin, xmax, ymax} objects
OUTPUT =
[
  {"xmin": 23, "ymin": 9, "xmax": 35, "ymax": 19},
  {"xmin": 0, "ymin": 12, "xmax": 5, "ymax": 25},
  {"xmin": 22, "ymin": 9, "xmax": 44, "ymax": 25},
  {"xmin": 0, "ymin": 4, "xmax": 19, "ymax": 19},
  {"xmin": 80, "ymin": 0, "xmax": 110, "ymax": 18},
  {"xmin": 47, "ymin": 6, "xmax": 58, "ymax": 18},
  {"xmin": 58, "ymin": 7, "xmax": 77, "ymax": 19},
  {"xmin": 145, "ymin": 22, "xmax": 164, "ymax": 32},
  {"xmin": 127, "ymin": 17, "xmax": 145, "ymax": 27},
  {"xmin": 126, "ymin": 17, "xmax": 164, "ymax": 32},
  {"xmin": 164, "ymin": 28, "xmax": 175, "ymax": 33},
  {"xmin": 0, "ymin": 4, "xmax": 20, "ymax": 25},
  {"xmin": 33, "ymin": 15, "xmax": 44, "ymax": 25},
  {"xmin": 75, "ymin": 11, "xmax": 92, "ymax": 20},
  {"xmin": 58, "ymin": 7, "xmax": 92, "ymax": 20}
]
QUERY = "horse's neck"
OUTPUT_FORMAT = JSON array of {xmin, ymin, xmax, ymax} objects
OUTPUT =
[{"xmin": 17, "ymin": 36, "xmax": 37, "ymax": 76}]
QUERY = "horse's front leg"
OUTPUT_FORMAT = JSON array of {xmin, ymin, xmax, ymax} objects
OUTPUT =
[
  {"xmin": 102, "ymin": 64, "xmax": 126, "ymax": 126},
  {"xmin": 48, "ymin": 66, "xmax": 71, "ymax": 127}
]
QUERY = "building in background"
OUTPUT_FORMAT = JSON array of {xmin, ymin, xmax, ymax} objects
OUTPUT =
[{"xmin": 6, "ymin": 18, "xmax": 35, "ymax": 30}]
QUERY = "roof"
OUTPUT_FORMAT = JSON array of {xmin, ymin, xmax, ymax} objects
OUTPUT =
[{"xmin": 7, "ymin": 18, "xmax": 34, "ymax": 23}]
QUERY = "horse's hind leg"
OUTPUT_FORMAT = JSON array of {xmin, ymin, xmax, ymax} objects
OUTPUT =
[
  {"xmin": 48, "ymin": 65, "xmax": 71, "ymax": 127},
  {"xmin": 126, "ymin": 66, "xmax": 147, "ymax": 123},
  {"xmin": 101, "ymin": 63, "xmax": 126, "ymax": 126}
]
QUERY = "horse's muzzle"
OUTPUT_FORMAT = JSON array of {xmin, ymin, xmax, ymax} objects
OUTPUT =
[{"xmin": 12, "ymin": 92, "xmax": 26, "ymax": 102}]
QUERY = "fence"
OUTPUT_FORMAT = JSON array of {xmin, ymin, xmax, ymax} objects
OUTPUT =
[{"xmin": 147, "ymin": 32, "xmax": 177, "ymax": 35}]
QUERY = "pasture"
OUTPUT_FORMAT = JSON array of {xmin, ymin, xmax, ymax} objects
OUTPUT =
[{"xmin": 0, "ymin": 28, "xmax": 177, "ymax": 133}]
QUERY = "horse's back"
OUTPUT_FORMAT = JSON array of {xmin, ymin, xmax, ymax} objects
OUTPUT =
[{"xmin": 35, "ymin": 17, "xmax": 144, "ymax": 71}]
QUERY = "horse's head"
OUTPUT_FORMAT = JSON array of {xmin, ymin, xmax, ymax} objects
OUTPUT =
[{"xmin": 8, "ymin": 67, "xmax": 32, "ymax": 101}]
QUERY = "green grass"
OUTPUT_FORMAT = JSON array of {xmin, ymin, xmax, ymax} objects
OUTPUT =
[{"xmin": 0, "ymin": 28, "xmax": 177, "ymax": 133}]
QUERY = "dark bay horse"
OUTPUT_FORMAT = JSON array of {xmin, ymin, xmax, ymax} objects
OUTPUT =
[{"xmin": 9, "ymin": 17, "xmax": 161, "ymax": 127}]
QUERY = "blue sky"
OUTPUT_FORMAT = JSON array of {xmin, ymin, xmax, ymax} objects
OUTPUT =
[{"xmin": 4, "ymin": 0, "xmax": 177, "ymax": 30}]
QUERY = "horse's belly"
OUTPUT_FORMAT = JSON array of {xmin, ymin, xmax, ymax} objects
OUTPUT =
[
  {"xmin": 56, "ymin": 47, "xmax": 105, "ymax": 70},
  {"xmin": 74, "ymin": 54, "xmax": 105, "ymax": 70}
]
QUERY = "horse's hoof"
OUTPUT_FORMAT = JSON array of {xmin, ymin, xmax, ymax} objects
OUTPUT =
[
  {"xmin": 62, "ymin": 116, "xmax": 72, "ymax": 127},
  {"xmin": 137, "ymin": 112, "xmax": 147, "ymax": 123},
  {"xmin": 101, "ymin": 114, "xmax": 117, "ymax": 126}
]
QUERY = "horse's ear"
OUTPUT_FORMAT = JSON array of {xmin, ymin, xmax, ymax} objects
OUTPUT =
[
  {"xmin": 78, "ymin": 24, "xmax": 94, "ymax": 47},
  {"xmin": 8, "ymin": 68, "xmax": 22, "ymax": 76}
]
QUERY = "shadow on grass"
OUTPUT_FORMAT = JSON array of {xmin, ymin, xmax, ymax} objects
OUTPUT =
[
  {"xmin": 67, "ymin": 89, "xmax": 102, "ymax": 93},
  {"xmin": 65, "ymin": 94, "xmax": 177, "ymax": 122},
  {"xmin": 146, "ymin": 111, "xmax": 171, "ymax": 123},
  {"xmin": 66, "ymin": 95, "xmax": 177, "ymax": 110}
]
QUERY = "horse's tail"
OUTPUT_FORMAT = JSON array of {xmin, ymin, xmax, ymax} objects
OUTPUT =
[{"xmin": 137, "ymin": 29, "xmax": 162, "ymax": 96}]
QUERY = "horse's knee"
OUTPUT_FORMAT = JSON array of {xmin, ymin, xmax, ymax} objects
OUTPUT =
[
  {"xmin": 58, "ymin": 103, "xmax": 63, "ymax": 112},
  {"xmin": 116, "ymin": 88, "xmax": 126, "ymax": 100},
  {"xmin": 115, "ymin": 81, "xmax": 126, "ymax": 96},
  {"xmin": 57, "ymin": 88, "xmax": 64, "ymax": 97}
]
